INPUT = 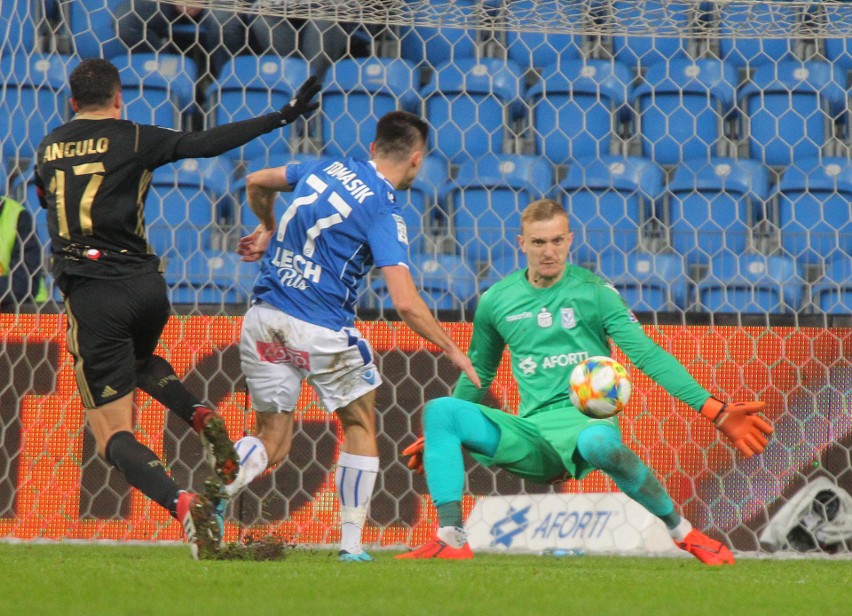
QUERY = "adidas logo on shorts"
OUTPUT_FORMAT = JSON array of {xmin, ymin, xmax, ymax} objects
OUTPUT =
[{"xmin": 101, "ymin": 385, "xmax": 118, "ymax": 398}]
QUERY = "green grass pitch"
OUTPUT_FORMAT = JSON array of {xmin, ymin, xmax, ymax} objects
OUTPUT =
[{"xmin": 1, "ymin": 543, "xmax": 849, "ymax": 615}]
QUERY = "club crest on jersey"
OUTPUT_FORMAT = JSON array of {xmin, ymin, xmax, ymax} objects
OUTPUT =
[
  {"xmin": 537, "ymin": 307, "xmax": 553, "ymax": 328},
  {"xmin": 561, "ymin": 308, "xmax": 576, "ymax": 329}
]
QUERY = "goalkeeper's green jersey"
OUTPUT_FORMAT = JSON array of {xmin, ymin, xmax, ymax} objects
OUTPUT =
[{"xmin": 453, "ymin": 264, "xmax": 712, "ymax": 417}]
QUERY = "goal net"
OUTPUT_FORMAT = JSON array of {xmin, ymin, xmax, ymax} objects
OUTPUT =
[
  {"xmin": 172, "ymin": 0, "xmax": 850, "ymax": 39},
  {"xmin": 1, "ymin": 0, "xmax": 851, "ymax": 557}
]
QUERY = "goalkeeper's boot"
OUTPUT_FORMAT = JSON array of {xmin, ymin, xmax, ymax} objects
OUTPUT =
[
  {"xmin": 676, "ymin": 529, "xmax": 735, "ymax": 566},
  {"xmin": 396, "ymin": 539, "xmax": 474, "ymax": 560},
  {"xmin": 193, "ymin": 407, "xmax": 240, "ymax": 485},
  {"xmin": 338, "ymin": 550, "xmax": 375, "ymax": 563},
  {"xmin": 176, "ymin": 491, "xmax": 218, "ymax": 560}
]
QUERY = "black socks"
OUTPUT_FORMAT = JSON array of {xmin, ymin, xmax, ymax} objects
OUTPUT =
[
  {"xmin": 135, "ymin": 355, "xmax": 202, "ymax": 426},
  {"xmin": 105, "ymin": 431, "xmax": 181, "ymax": 518}
]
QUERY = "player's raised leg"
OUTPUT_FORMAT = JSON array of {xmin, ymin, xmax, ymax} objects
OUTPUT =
[
  {"xmin": 397, "ymin": 397, "xmax": 502, "ymax": 560},
  {"xmin": 576, "ymin": 424, "xmax": 734, "ymax": 565},
  {"xmin": 214, "ymin": 411, "xmax": 294, "ymax": 537},
  {"xmin": 335, "ymin": 391, "xmax": 380, "ymax": 562},
  {"xmin": 136, "ymin": 354, "xmax": 239, "ymax": 485},
  {"xmin": 87, "ymin": 393, "xmax": 218, "ymax": 559}
]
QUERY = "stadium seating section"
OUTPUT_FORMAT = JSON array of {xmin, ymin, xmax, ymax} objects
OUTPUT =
[{"xmin": 3, "ymin": 0, "xmax": 852, "ymax": 315}]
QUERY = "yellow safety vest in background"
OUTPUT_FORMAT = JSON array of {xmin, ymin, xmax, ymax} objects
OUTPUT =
[{"xmin": 0, "ymin": 197, "xmax": 48, "ymax": 303}]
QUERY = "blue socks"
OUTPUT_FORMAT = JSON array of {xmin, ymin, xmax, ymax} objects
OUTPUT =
[{"xmin": 576, "ymin": 424, "xmax": 680, "ymax": 528}]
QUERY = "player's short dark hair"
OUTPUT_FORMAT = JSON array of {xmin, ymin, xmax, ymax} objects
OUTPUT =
[
  {"xmin": 521, "ymin": 199, "xmax": 569, "ymax": 232},
  {"xmin": 70, "ymin": 59, "xmax": 121, "ymax": 110},
  {"xmin": 373, "ymin": 111, "xmax": 428, "ymax": 160}
]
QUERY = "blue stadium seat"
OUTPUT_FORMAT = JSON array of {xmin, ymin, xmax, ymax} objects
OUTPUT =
[
  {"xmin": 366, "ymin": 251, "xmax": 477, "ymax": 312},
  {"xmin": 423, "ymin": 58, "xmax": 526, "ymax": 163},
  {"xmin": 632, "ymin": 59, "xmax": 737, "ymax": 165},
  {"xmin": 697, "ymin": 253, "xmax": 804, "ymax": 314},
  {"xmin": 164, "ymin": 249, "xmax": 247, "ymax": 306},
  {"xmin": 402, "ymin": 156, "xmax": 449, "ymax": 251},
  {"xmin": 667, "ymin": 158, "xmax": 770, "ymax": 265},
  {"xmin": 440, "ymin": 154, "xmax": 553, "ymax": 263},
  {"xmin": 824, "ymin": 4, "xmax": 852, "ymax": 73},
  {"xmin": 206, "ymin": 56, "xmax": 310, "ymax": 162},
  {"xmin": 322, "ymin": 58, "xmax": 420, "ymax": 159},
  {"xmin": 1, "ymin": 0, "xmax": 38, "ymax": 56},
  {"xmin": 68, "ymin": 0, "xmax": 128, "ymax": 59},
  {"xmin": 811, "ymin": 253, "xmax": 852, "ymax": 314},
  {"xmin": 597, "ymin": 249, "xmax": 689, "ymax": 311},
  {"xmin": 528, "ymin": 60, "xmax": 632, "ymax": 165},
  {"xmin": 719, "ymin": 2, "xmax": 798, "ymax": 69},
  {"xmin": 556, "ymin": 156, "xmax": 664, "ymax": 264},
  {"xmin": 145, "ymin": 158, "xmax": 228, "ymax": 257},
  {"xmin": 776, "ymin": 158, "xmax": 852, "ymax": 265},
  {"xmin": 0, "ymin": 53, "xmax": 78, "ymax": 167},
  {"xmin": 112, "ymin": 54, "xmax": 197, "ymax": 128},
  {"xmin": 611, "ymin": 0, "xmax": 691, "ymax": 70},
  {"xmin": 399, "ymin": 0, "xmax": 480, "ymax": 67},
  {"xmin": 504, "ymin": 0, "xmax": 583, "ymax": 70},
  {"xmin": 739, "ymin": 62, "xmax": 846, "ymax": 167}
]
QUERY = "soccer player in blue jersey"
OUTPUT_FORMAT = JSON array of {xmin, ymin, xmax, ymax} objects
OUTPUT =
[{"xmin": 226, "ymin": 111, "xmax": 481, "ymax": 561}]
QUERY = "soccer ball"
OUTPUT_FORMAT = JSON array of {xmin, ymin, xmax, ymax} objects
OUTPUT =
[{"xmin": 569, "ymin": 356, "xmax": 632, "ymax": 419}]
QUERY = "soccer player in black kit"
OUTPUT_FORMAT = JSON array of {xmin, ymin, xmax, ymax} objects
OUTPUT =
[{"xmin": 34, "ymin": 58, "xmax": 320, "ymax": 558}]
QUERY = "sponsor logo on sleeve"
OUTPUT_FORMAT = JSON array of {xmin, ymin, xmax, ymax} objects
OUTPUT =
[{"xmin": 392, "ymin": 213, "xmax": 408, "ymax": 245}]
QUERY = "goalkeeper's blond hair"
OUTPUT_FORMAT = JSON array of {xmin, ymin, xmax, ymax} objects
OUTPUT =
[{"xmin": 521, "ymin": 199, "xmax": 569, "ymax": 233}]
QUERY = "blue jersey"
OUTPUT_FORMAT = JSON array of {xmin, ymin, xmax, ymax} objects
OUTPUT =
[{"xmin": 253, "ymin": 158, "xmax": 409, "ymax": 330}]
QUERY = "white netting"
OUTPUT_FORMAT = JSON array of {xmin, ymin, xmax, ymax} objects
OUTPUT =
[
  {"xmin": 166, "ymin": 1, "xmax": 852, "ymax": 39},
  {"xmin": 0, "ymin": 0, "xmax": 851, "ymax": 557}
]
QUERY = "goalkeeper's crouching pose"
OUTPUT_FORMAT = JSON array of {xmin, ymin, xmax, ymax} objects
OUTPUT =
[{"xmin": 398, "ymin": 199, "xmax": 773, "ymax": 565}]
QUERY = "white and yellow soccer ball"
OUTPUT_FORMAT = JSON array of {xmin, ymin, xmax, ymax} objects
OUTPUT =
[{"xmin": 569, "ymin": 356, "xmax": 632, "ymax": 419}]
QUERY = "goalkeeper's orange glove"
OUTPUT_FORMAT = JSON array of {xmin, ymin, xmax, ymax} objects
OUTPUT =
[
  {"xmin": 401, "ymin": 436, "xmax": 425, "ymax": 475},
  {"xmin": 700, "ymin": 397, "xmax": 773, "ymax": 458}
]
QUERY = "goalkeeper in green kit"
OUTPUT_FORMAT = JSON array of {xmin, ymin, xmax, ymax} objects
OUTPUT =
[{"xmin": 397, "ymin": 199, "xmax": 773, "ymax": 565}]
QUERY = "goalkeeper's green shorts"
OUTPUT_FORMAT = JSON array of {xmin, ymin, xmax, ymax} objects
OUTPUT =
[{"xmin": 469, "ymin": 403, "xmax": 622, "ymax": 484}]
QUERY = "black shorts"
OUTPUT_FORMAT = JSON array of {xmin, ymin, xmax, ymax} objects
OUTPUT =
[{"xmin": 62, "ymin": 272, "xmax": 170, "ymax": 409}]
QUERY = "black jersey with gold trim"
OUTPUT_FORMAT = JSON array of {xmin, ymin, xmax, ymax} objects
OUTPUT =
[{"xmin": 35, "ymin": 115, "xmax": 188, "ymax": 280}]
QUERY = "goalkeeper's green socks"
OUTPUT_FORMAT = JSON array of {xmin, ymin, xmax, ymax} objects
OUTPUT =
[{"xmin": 436, "ymin": 501, "xmax": 463, "ymax": 528}]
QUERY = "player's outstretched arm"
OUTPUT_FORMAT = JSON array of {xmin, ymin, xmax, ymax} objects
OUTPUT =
[
  {"xmin": 171, "ymin": 76, "xmax": 321, "ymax": 160},
  {"xmin": 382, "ymin": 265, "xmax": 481, "ymax": 389},
  {"xmin": 277, "ymin": 75, "xmax": 321, "ymax": 126},
  {"xmin": 700, "ymin": 398, "xmax": 774, "ymax": 458}
]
